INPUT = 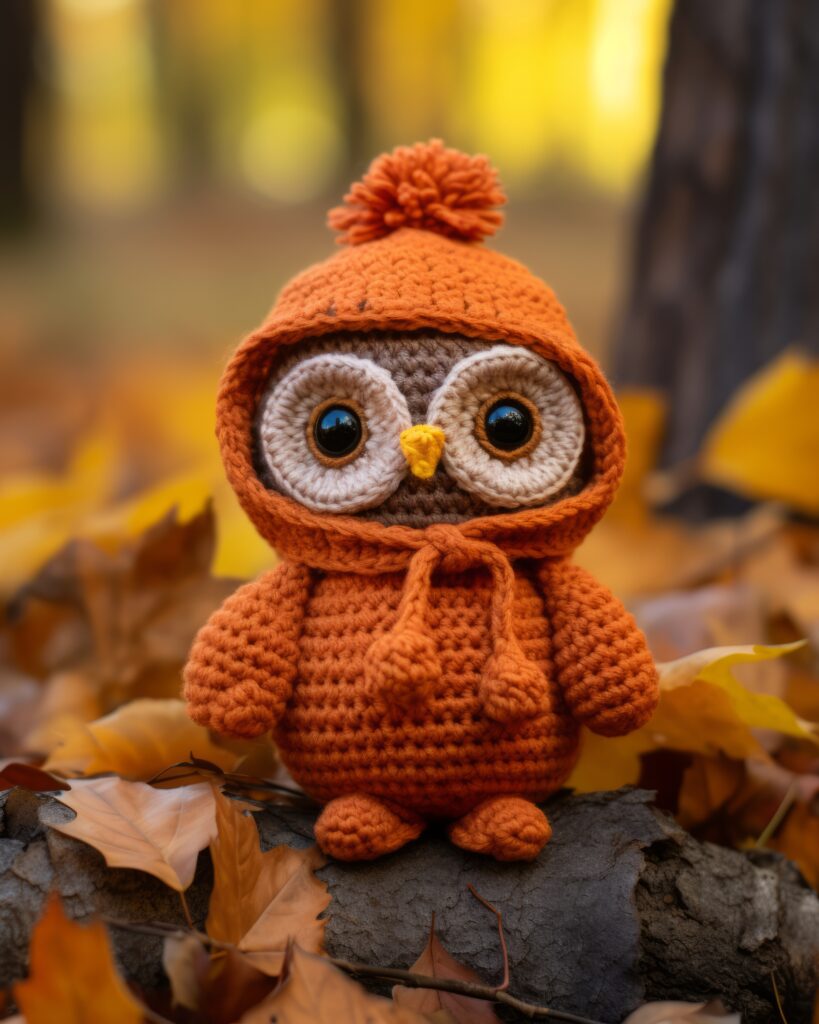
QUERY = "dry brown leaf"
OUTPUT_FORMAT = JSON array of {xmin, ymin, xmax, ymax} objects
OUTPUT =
[
  {"xmin": 201, "ymin": 948, "xmax": 277, "ymax": 1024},
  {"xmin": 0, "ymin": 667, "xmax": 41, "ymax": 759},
  {"xmin": 676, "ymin": 756, "xmax": 747, "ymax": 833},
  {"xmin": 162, "ymin": 933, "xmax": 210, "ymax": 1011},
  {"xmin": 623, "ymin": 1000, "xmax": 739, "ymax": 1023},
  {"xmin": 206, "ymin": 789, "xmax": 330, "ymax": 975},
  {"xmin": 51, "ymin": 776, "xmax": 216, "ymax": 890},
  {"xmin": 43, "ymin": 697, "xmax": 239, "ymax": 780},
  {"xmin": 7, "ymin": 506, "xmax": 236, "ymax": 708},
  {"xmin": 771, "ymin": 802, "xmax": 819, "ymax": 889},
  {"xmin": 22, "ymin": 669, "xmax": 102, "ymax": 755},
  {"xmin": 13, "ymin": 893, "xmax": 145, "ymax": 1024},
  {"xmin": 0, "ymin": 761, "xmax": 68, "ymax": 792},
  {"xmin": 393, "ymin": 924, "xmax": 500, "ymax": 1023},
  {"xmin": 238, "ymin": 944, "xmax": 430, "ymax": 1023}
]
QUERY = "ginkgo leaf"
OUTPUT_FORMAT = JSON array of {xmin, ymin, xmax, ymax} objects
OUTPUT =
[
  {"xmin": 206, "ymin": 789, "xmax": 330, "ymax": 975},
  {"xmin": 44, "ymin": 698, "xmax": 239, "ymax": 780},
  {"xmin": 13, "ymin": 893, "xmax": 144, "ymax": 1024},
  {"xmin": 50, "ymin": 776, "xmax": 216, "ymax": 890},
  {"xmin": 393, "ymin": 925, "xmax": 500, "ymax": 1023},
  {"xmin": 237, "ymin": 944, "xmax": 430, "ymax": 1023},
  {"xmin": 570, "ymin": 643, "xmax": 813, "ymax": 792}
]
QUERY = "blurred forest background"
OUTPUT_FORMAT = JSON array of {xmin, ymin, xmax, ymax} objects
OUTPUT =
[{"xmin": 1, "ymin": 0, "xmax": 675, "ymax": 580}]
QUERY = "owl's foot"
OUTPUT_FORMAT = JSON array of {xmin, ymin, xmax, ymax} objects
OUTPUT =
[
  {"xmin": 314, "ymin": 793, "xmax": 426, "ymax": 861},
  {"xmin": 448, "ymin": 795, "xmax": 552, "ymax": 861}
]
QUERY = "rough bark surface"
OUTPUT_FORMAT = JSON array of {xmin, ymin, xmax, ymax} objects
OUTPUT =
[
  {"xmin": 613, "ymin": 0, "xmax": 819, "ymax": 514},
  {"xmin": 1, "ymin": 787, "xmax": 817, "ymax": 1023}
]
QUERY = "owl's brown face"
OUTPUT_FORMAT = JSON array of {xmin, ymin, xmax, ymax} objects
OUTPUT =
[{"xmin": 253, "ymin": 331, "xmax": 589, "ymax": 528}]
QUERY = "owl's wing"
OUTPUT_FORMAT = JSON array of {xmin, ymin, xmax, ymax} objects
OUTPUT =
[
  {"xmin": 183, "ymin": 561, "xmax": 311, "ymax": 738},
  {"xmin": 536, "ymin": 559, "xmax": 658, "ymax": 736}
]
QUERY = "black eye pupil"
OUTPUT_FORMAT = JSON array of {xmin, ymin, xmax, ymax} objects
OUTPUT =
[
  {"xmin": 484, "ymin": 399, "xmax": 533, "ymax": 451},
  {"xmin": 314, "ymin": 405, "xmax": 362, "ymax": 458}
]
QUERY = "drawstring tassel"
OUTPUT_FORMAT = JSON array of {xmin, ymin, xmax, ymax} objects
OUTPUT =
[
  {"xmin": 479, "ymin": 547, "xmax": 551, "ymax": 722},
  {"xmin": 365, "ymin": 545, "xmax": 442, "ymax": 710},
  {"xmin": 365, "ymin": 530, "xmax": 550, "ymax": 722}
]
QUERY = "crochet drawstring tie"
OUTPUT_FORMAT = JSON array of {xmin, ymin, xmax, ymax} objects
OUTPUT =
[{"xmin": 365, "ymin": 525, "xmax": 550, "ymax": 722}]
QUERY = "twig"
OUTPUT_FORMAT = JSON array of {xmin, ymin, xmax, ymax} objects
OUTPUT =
[
  {"xmin": 178, "ymin": 891, "xmax": 194, "ymax": 929},
  {"xmin": 102, "ymin": 917, "xmax": 609, "ymax": 1024},
  {"xmin": 332, "ymin": 957, "xmax": 605, "ymax": 1022},
  {"xmin": 467, "ymin": 883, "xmax": 509, "ymax": 990},
  {"xmin": 770, "ymin": 971, "xmax": 789, "ymax": 1024},
  {"xmin": 755, "ymin": 780, "xmax": 799, "ymax": 849}
]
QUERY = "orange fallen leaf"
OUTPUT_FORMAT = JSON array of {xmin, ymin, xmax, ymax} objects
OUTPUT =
[
  {"xmin": 43, "ymin": 697, "xmax": 239, "ymax": 780},
  {"xmin": 393, "ymin": 923, "xmax": 500, "ymax": 1022},
  {"xmin": 237, "ymin": 944, "xmax": 429, "ymax": 1023},
  {"xmin": 771, "ymin": 802, "xmax": 819, "ymax": 889},
  {"xmin": 13, "ymin": 893, "xmax": 144, "ymax": 1024},
  {"xmin": 0, "ymin": 762, "xmax": 69, "ymax": 792},
  {"xmin": 206, "ymin": 789, "xmax": 330, "ymax": 975},
  {"xmin": 50, "ymin": 776, "xmax": 216, "ymax": 890}
]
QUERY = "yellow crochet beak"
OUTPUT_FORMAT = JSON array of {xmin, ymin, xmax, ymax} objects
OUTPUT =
[{"xmin": 400, "ymin": 424, "xmax": 446, "ymax": 479}]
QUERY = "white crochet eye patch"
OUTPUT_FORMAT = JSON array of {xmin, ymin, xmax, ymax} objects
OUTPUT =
[
  {"xmin": 258, "ymin": 353, "xmax": 412, "ymax": 513},
  {"xmin": 427, "ymin": 346, "xmax": 585, "ymax": 508}
]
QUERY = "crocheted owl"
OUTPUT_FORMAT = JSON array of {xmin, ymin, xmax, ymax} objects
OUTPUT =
[{"xmin": 184, "ymin": 141, "xmax": 659, "ymax": 862}]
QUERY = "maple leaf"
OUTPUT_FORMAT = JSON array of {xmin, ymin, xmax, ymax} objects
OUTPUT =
[
  {"xmin": 43, "ymin": 697, "xmax": 239, "ymax": 780},
  {"xmin": 237, "ymin": 944, "xmax": 430, "ymax": 1023},
  {"xmin": 393, "ymin": 924, "xmax": 501, "ymax": 1023},
  {"xmin": 13, "ymin": 893, "xmax": 145, "ymax": 1024},
  {"xmin": 206, "ymin": 789, "xmax": 330, "ymax": 975},
  {"xmin": 50, "ymin": 776, "xmax": 216, "ymax": 890}
]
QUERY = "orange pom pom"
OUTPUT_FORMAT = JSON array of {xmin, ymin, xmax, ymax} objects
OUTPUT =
[{"xmin": 328, "ymin": 139, "xmax": 506, "ymax": 245}]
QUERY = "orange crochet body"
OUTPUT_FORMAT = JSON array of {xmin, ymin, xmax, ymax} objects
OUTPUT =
[
  {"xmin": 184, "ymin": 141, "xmax": 660, "ymax": 862},
  {"xmin": 281, "ymin": 565, "xmax": 574, "ymax": 817},
  {"xmin": 186, "ymin": 557, "xmax": 657, "ymax": 814}
]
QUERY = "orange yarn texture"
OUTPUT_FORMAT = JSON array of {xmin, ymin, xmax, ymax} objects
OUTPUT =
[{"xmin": 184, "ymin": 141, "xmax": 660, "ymax": 862}]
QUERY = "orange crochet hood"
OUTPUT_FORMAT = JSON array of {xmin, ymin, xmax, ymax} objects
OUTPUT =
[{"xmin": 217, "ymin": 141, "xmax": 626, "ymax": 576}]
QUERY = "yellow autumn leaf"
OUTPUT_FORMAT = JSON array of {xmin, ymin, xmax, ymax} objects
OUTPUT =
[
  {"xmin": 570, "ymin": 642, "xmax": 813, "ymax": 792},
  {"xmin": 0, "ymin": 430, "xmax": 120, "ymax": 591},
  {"xmin": 51, "ymin": 777, "xmax": 216, "ymax": 891},
  {"xmin": 606, "ymin": 389, "xmax": 667, "ymax": 527},
  {"xmin": 13, "ymin": 894, "xmax": 145, "ymax": 1024},
  {"xmin": 44, "ymin": 698, "xmax": 239, "ymax": 780},
  {"xmin": 701, "ymin": 350, "xmax": 819, "ymax": 514}
]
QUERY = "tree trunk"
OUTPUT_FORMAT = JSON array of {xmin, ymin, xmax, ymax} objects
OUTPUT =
[
  {"xmin": 613, "ymin": 0, "xmax": 819, "ymax": 518},
  {"xmin": 1, "ymin": 787, "xmax": 817, "ymax": 1023},
  {"xmin": 0, "ymin": 0, "xmax": 42, "ymax": 232}
]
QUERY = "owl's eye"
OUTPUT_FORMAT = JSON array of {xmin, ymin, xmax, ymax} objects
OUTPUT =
[
  {"xmin": 427, "ymin": 346, "xmax": 585, "ymax": 508},
  {"xmin": 480, "ymin": 396, "xmax": 537, "ymax": 455},
  {"xmin": 257, "ymin": 353, "xmax": 411, "ymax": 514},
  {"xmin": 311, "ymin": 401, "xmax": 364, "ymax": 461}
]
